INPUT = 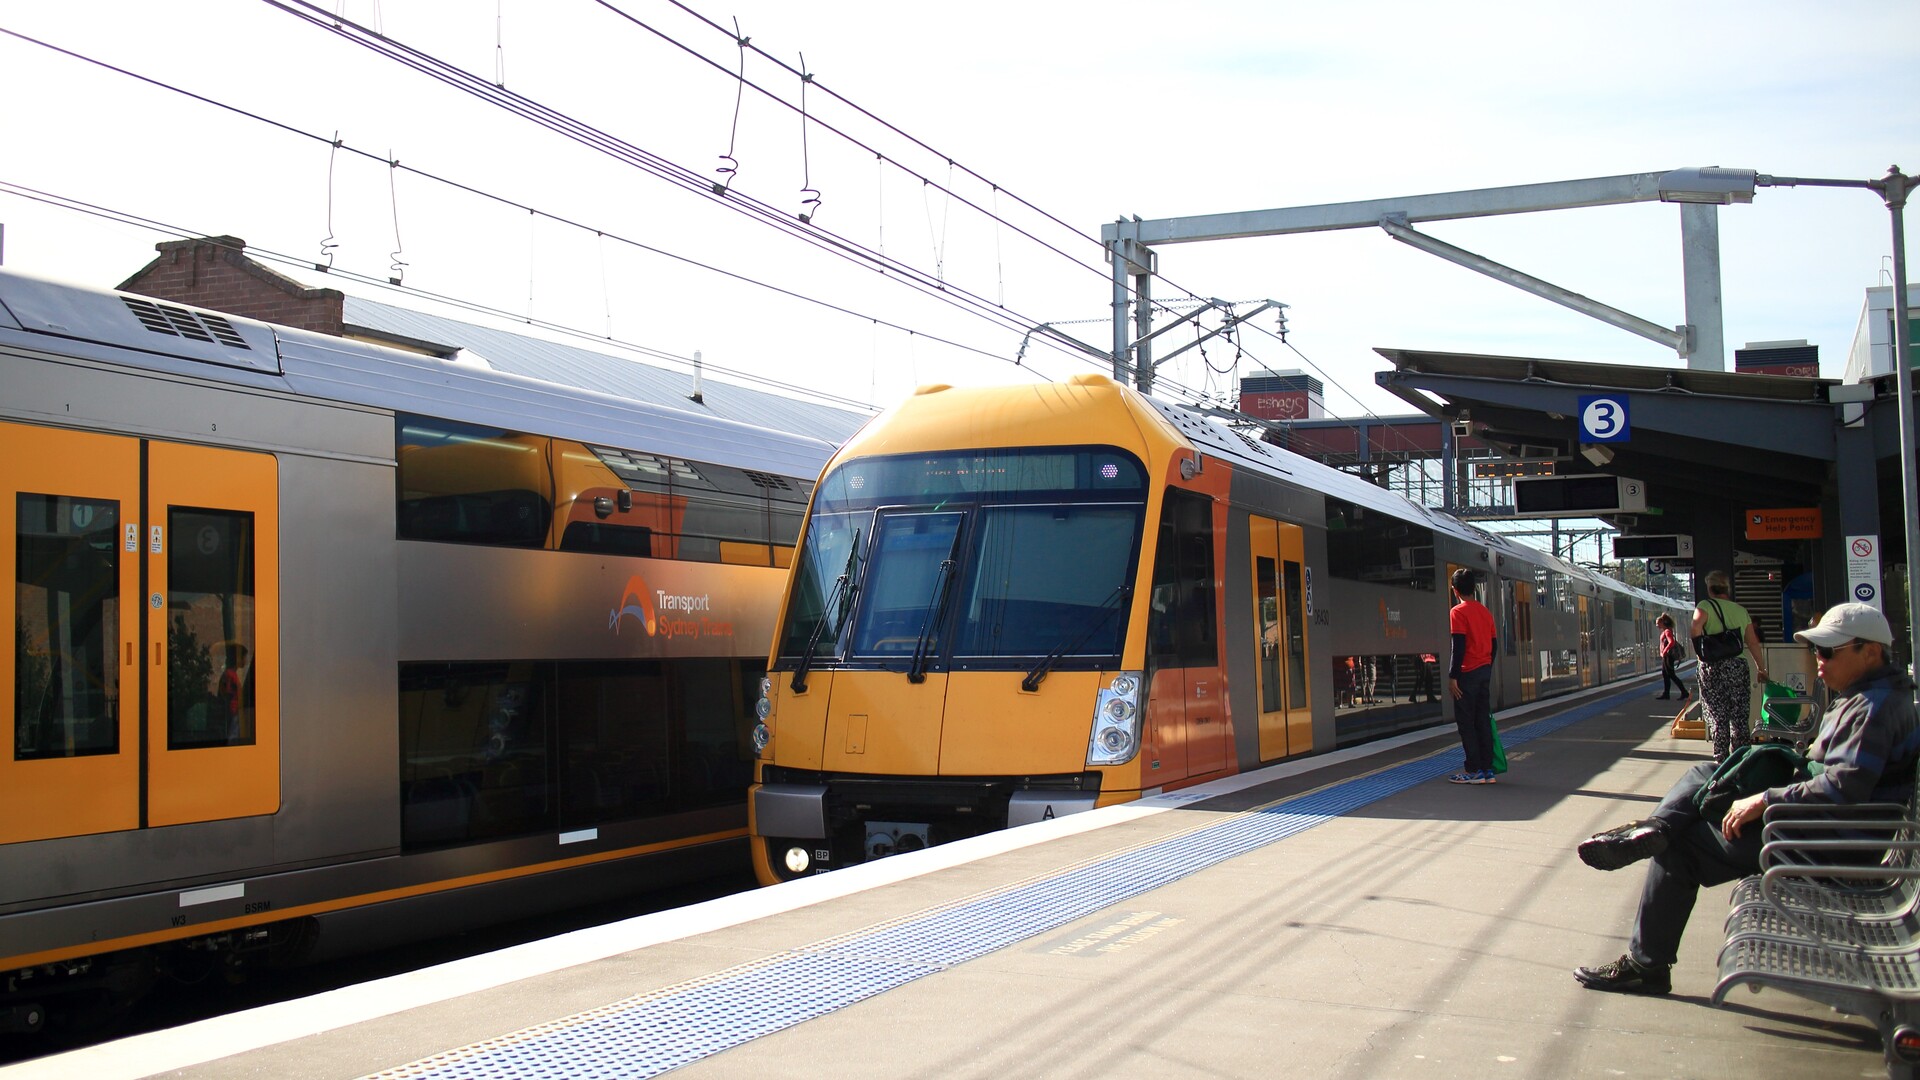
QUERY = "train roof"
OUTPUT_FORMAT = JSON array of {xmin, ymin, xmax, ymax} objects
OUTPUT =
[
  {"xmin": 0, "ymin": 268, "xmax": 840, "ymax": 482},
  {"xmin": 340, "ymin": 296, "xmax": 872, "ymax": 445},
  {"xmin": 1146, "ymin": 394, "xmax": 1683, "ymax": 610}
]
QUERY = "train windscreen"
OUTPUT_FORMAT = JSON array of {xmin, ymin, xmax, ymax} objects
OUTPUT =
[{"xmin": 776, "ymin": 447, "xmax": 1147, "ymax": 670}]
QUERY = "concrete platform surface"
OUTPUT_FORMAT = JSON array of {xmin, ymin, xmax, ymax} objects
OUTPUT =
[{"xmin": 8, "ymin": 681, "xmax": 1887, "ymax": 1080}]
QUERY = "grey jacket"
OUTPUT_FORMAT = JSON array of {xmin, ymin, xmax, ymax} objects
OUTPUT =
[{"xmin": 1769, "ymin": 664, "xmax": 1920, "ymax": 806}]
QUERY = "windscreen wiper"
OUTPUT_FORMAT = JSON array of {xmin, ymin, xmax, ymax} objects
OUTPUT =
[
  {"xmin": 905, "ymin": 527, "xmax": 964, "ymax": 684},
  {"xmin": 791, "ymin": 530, "xmax": 861, "ymax": 694},
  {"xmin": 1021, "ymin": 584, "xmax": 1132, "ymax": 692}
]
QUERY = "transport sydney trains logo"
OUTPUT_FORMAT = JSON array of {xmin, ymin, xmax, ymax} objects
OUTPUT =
[{"xmin": 609, "ymin": 575, "xmax": 733, "ymax": 639}]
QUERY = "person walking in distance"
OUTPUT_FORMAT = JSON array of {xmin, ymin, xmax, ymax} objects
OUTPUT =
[
  {"xmin": 1655, "ymin": 613, "xmax": 1690, "ymax": 702},
  {"xmin": 1446, "ymin": 567, "xmax": 1498, "ymax": 785},
  {"xmin": 1693, "ymin": 570, "xmax": 1766, "ymax": 762}
]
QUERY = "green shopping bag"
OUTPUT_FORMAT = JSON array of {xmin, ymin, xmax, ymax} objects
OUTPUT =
[
  {"xmin": 1759, "ymin": 680, "xmax": 1810, "ymax": 730},
  {"xmin": 1490, "ymin": 718, "xmax": 1508, "ymax": 774}
]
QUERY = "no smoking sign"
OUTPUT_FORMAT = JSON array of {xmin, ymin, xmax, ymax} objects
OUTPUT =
[{"xmin": 1847, "ymin": 534, "xmax": 1881, "ymax": 608}]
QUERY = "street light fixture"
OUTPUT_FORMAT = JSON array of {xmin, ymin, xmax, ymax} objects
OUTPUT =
[
  {"xmin": 1748, "ymin": 168, "xmax": 1916, "ymax": 670},
  {"xmin": 1656, "ymin": 167, "xmax": 1758, "ymax": 205}
]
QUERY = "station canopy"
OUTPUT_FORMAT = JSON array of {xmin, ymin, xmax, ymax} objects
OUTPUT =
[{"xmin": 1372, "ymin": 347, "xmax": 1847, "ymax": 548}]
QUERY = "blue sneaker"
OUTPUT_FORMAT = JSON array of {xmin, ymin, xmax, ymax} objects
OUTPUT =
[
  {"xmin": 1446, "ymin": 771, "xmax": 1478, "ymax": 784},
  {"xmin": 1471, "ymin": 770, "xmax": 1496, "ymax": 784}
]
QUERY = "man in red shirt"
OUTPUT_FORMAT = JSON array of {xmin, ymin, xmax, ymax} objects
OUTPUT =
[{"xmin": 1447, "ymin": 567, "xmax": 1498, "ymax": 784}]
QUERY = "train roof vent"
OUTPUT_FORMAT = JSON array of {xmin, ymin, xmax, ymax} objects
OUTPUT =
[
  {"xmin": 743, "ymin": 470, "xmax": 794, "ymax": 491},
  {"xmin": 122, "ymin": 296, "xmax": 252, "ymax": 351}
]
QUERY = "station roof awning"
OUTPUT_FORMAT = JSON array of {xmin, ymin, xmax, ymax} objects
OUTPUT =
[{"xmin": 1372, "ymin": 348, "xmax": 1842, "ymax": 532}]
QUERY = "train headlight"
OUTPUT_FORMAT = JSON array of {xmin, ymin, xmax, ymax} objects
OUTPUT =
[
  {"xmin": 1087, "ymin": 670, "xmax": 1145, "ymax": 767},
  {"xmin": 753, "ymin": 679, "xmax": 774, "ymax": 756},
  {"xmin": 783, "ymin": 845, "xmax": 812, "ymax": 875}
]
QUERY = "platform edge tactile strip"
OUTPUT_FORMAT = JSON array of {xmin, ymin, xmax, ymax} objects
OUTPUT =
[{"xmin": 362, "ymin": 694, "xmax": 1616, "ymax": 1080}]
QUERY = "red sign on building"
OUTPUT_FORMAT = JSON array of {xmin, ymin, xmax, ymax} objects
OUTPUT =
[{"xmin": 1242, "ymin": 391, "xmax": 1312, "ymax": 421}]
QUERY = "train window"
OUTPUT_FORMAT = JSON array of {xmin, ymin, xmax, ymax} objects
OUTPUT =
[
  {"xmin": 682, "ymin": 464, "xmax": 783, "ymax": 555},
  {"xmin": 1284, "ymin": 560, "xmax": 1308, "ymax": 709},
  {"xmin": 777, "ymin": 512, "xmax": 868, "ymax": 662},
  {"xmin": 811, "ymin": 447, "xmax": 1146, "ymax": 510},
  {"xmin": 396, "ymin": 416, "xmax": 552, "ymax": 548},
  {"xmin": 950, "ymin": 504, "xmax": 1140, "ymax": 660},
  {"xmin": 1323, "ymin": 497, "xmax": 1435, "ymax": 590},
  {"xmin": 675, "ymin": 659, "xmax": 759, "ymax": 808},
  {"xmin": 165, "ymin": 507, "xmax": 257, "ymax": 750},
  {"xmin": 555, "ymin": 658, "xmax": 756, "ymax": 823},
  {"xmin": 1257, "ymin": 556, "xmax": 1282, "ymax": 713},
  {"xmin": 1332, "ymin": 653, "xmax": 1440, "ymax": 720},
  {"xmin": 399, "ymin": 662, "xmax": 556, "ymax": 848},
  {"xmin": 1145, "ymin": 490, "xmax": 1216, "ymax": 669},
  {"xmin": 565, "ymin": 447, "xmax": 801, "ymax": 565},
  {"xmin": 849, "ymin": 512, "xmax": 964, "ymax": 658},
  {"xmin": 400, "ymin": 658, "xmax": 759, "ymax": 847},
  {"xmin": 557, "ymin": 660, "xmax": 671, "ymax": 826},
  {"xmin": 14, "ymin": 493, "xmax": 121, "ymax": 759}
]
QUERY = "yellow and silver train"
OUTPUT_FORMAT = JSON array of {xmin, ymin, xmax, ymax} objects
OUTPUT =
[
  {"xmin": 748, "ymin": 375, "xmax": 1688, "ymax": 883},
  {"xmin": 0, "ymin": 268, "xmax": 833, "ymax": 1030}
]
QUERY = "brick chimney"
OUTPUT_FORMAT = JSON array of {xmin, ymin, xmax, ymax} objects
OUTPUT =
[{"xmin": 118, "ymin": 236, "xmax": 346, "ymax": 335}]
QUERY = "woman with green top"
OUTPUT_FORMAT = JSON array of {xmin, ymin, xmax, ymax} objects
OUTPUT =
[{"xmin": 1691, "ymin": 570, "xmax": 1767, "ymax": 762}]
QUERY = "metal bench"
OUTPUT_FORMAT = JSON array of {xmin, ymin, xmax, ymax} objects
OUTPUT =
[{"xmin": 1714, "ymin": 794, "xmax": 1920, "ymax": 1079}]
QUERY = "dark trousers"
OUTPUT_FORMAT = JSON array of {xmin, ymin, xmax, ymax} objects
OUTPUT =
[
  {"xmin": 1628, "ymin": 761, "xmax": 1763, "ymax": 966},
  {"xmin": 1452, "ymin": 665, "xmax": 1494, "ymax": 772},
  {"xmin": 1659, "ymin": 653, "xmax": 1687, "ymax": 697}
]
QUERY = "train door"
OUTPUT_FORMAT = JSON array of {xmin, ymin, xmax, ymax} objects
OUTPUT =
[
  {"xmin": 146, "ymin": 440, "xmax": 280, "ymax": 826},
  {"xmin": 1247, "ymin": 516, "xmax": 1310, "ymax": 761},
  {"xmin": 2, "ymin": 421, "xmax": 278, "ymax": 844},
  {"xmin": 1487, "ymin": 576, "xmax": 1507, "ymax": 710},
  {"xmin": 1509, "ymin": 578, "xmax": 1537, "ymax": 702},
  {"xmin": 1145, "ymin": 490, "xmax": 1221, "ymax": 778},
  {"xmin": 1577, "ymin": 594, "xmax": 1594, "ymax": 688},
  {"xmin": 4, "ymin": 424, "xmax": 142, "ymax": 842}
]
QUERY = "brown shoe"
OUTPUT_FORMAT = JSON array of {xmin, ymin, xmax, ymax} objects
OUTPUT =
[{"xmin": 1575, "ymin": 954, "xmax": 1671, "ymax": 995}]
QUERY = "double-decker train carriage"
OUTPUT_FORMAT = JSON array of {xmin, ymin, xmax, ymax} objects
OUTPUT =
[
  {"xmin": 0, "ymin": 268, "xmax": 834, "ymax": 1029},
  {"xmin": 748, "ymin": 375, "xmax": 1686, "ymax": 884}
]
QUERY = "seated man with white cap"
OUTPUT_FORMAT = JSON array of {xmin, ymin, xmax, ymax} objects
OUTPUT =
[{"xmin": 1571, "ymin": 602, "xmax": 1920, "ymax": 995}]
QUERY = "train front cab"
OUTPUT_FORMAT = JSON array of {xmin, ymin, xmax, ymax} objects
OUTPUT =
[{"xmin": 750, "ymin": 379, "xmax": 1326, "ymax": 885}]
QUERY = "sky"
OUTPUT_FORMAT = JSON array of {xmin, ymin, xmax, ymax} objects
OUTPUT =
[{"xmin": 0, "ymin": 0, "xmax": 1915, "ymax": 422}]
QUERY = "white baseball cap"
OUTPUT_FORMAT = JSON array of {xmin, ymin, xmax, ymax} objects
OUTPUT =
[{"xmin": 1794, "ymin": 602, "xmax": 1894, "ymax": 648}]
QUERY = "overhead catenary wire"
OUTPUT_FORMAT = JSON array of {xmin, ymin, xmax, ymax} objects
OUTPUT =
[
  {"xmin": 257, "ymin": 0, "xmax": 1139, "ymax": 383},
  {"xmin": 0, "ymin": 179, "xmax": 887, "ymax": 413},
  {"xmin": 250, "ymin": 2, "xmax": 1241, "ymax": 409},
  {"xmin": 1, "ymin": 17, "xmax": 1256, "ymax": 415},
  {"xmin": 0, "ymin": 26, "xmax": 1140, "ymax": 400},
  {"xmin": 598, "ymin": 0, "xmax": 1117, "ymax": 285},
  {"xmin": 610, "ymin": 0, "xmax": 1233, "ymax": 326}
]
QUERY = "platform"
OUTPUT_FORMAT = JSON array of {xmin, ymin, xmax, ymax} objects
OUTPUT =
[{"xmin": 9, "ymin": 680, "xmax": 1882, "ymax": 1080}]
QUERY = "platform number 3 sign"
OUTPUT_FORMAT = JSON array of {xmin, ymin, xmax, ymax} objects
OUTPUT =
[{"xmin": 1578, "ymin": 395, "xmax": 1630, "ymax": 444}]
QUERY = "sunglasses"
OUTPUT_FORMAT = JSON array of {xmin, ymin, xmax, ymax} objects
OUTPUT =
[{"xmin": 1813, "ymin": 640, "xmax": 1863, "ymax": 660}]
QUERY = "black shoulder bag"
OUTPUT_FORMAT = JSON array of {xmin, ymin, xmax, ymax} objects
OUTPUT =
[{"xmin": 1693, "ymin": 599, "xmax": 1745, "ymax": 664}]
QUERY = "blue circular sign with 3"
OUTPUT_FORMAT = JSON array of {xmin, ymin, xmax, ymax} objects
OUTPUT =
[{"xmin": 1578, "ymin": 395, "xmax": 1630, "ymax": 443}]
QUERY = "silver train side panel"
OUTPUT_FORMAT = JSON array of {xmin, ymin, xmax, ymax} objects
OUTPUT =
[{"xmin": 0, "ymin": 338, "xmax": 401, "ymax": 912}]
